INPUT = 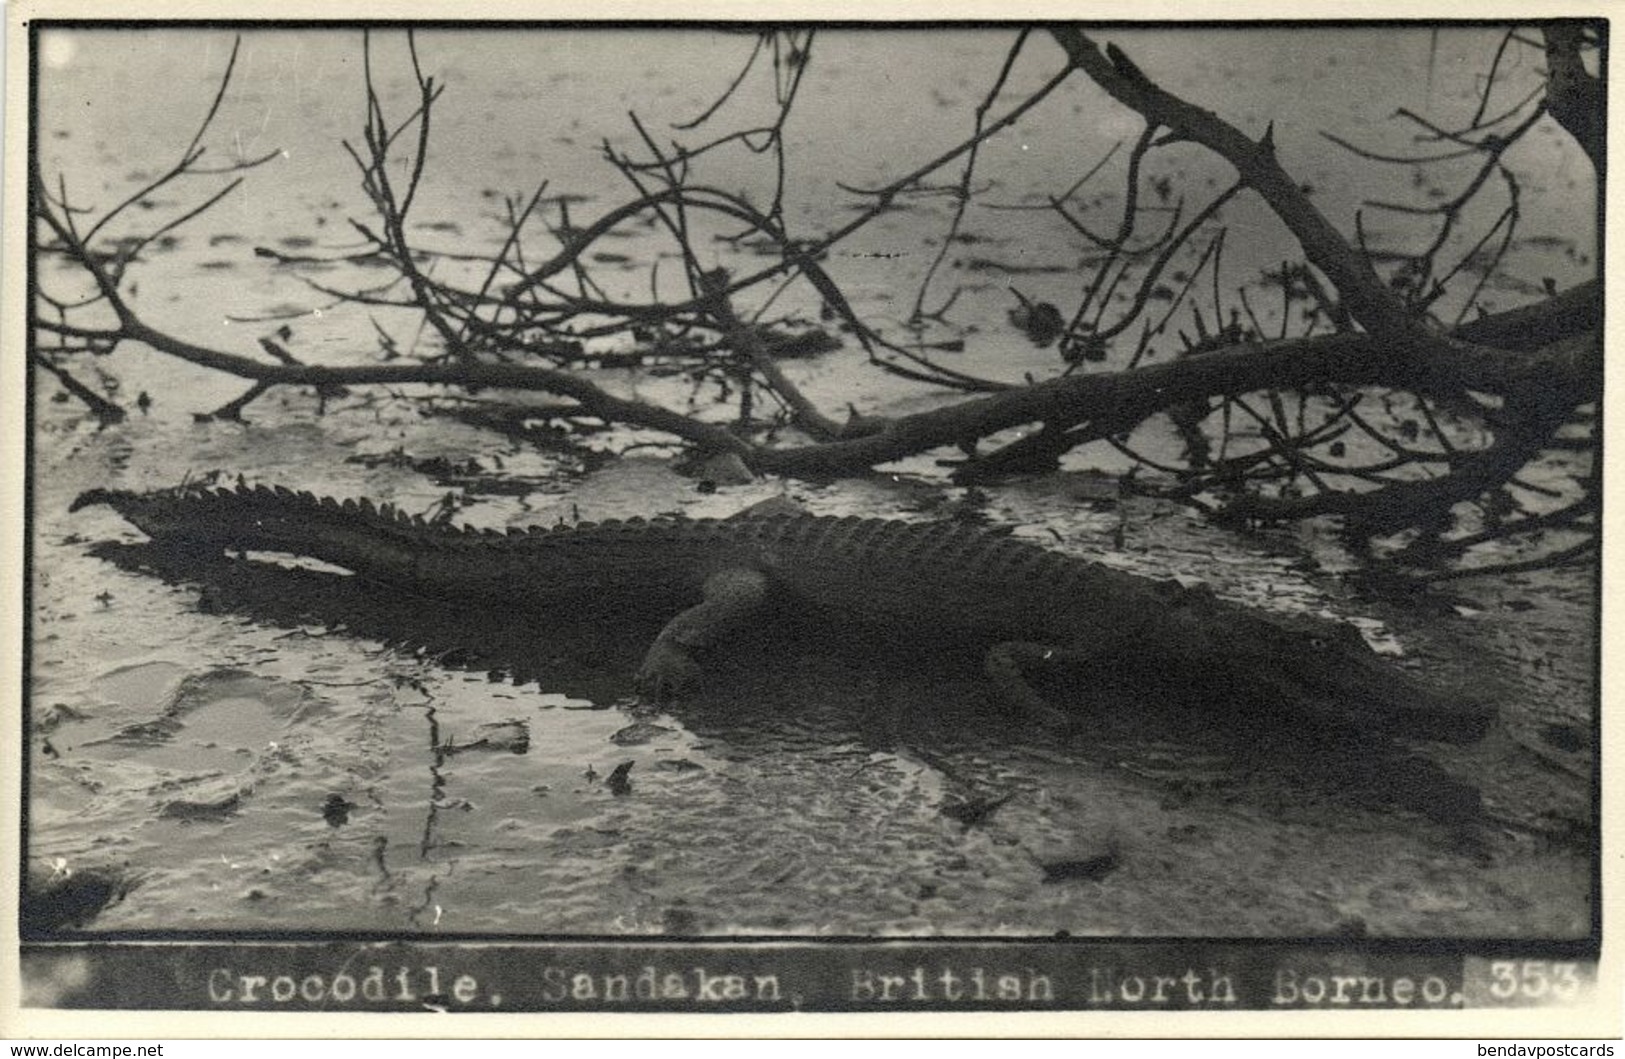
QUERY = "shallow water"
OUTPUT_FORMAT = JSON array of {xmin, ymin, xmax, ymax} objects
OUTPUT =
[{"xmin": 27, "ymin": 25, "xmax": 1596, "ymax": 938}]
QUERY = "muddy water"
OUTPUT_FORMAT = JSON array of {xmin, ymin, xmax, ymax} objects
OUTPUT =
[{"xmin": 27, "ymin": 26, "xmax": 1595, "ymax": 937}]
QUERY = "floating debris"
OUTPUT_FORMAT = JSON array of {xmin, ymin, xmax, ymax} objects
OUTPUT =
[
  {"xmin": 322, "ymin": 793, "xmax": 357, "ymax": 827},
  {"xmin": 1039, "ymin": 840, "xmax": 1121, "ymax": 883},
  {"xmin": 442, "ymin": 719, "xmax": 531, "ymax": 755},
  {"xmin": 611, "ymin": 721, "xmax": 674, "ymax": 746}
]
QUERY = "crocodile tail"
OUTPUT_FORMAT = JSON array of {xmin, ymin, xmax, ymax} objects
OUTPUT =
[
  {"xmin": 69, "ymin": 488, "xmax": 119, "ymax": 513},
  {"xmin": 71, "ymin": 483, "xmax": 438, "ymax": 582}
]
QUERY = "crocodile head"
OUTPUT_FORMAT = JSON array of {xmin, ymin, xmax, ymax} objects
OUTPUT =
[{"xmin": 1154, "ymin": 594, "xmax": 1491, "ymax": 743}]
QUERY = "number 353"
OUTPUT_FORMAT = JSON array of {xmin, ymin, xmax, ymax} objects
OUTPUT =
[{"xmin": 1488, "ymin": 960, "xmax": 1585, "ymax": 1002}]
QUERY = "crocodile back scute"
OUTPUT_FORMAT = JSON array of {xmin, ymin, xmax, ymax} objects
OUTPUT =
[{"xmin": 74, "ymin": 484, "xmax": 1152, "ymax": 641}]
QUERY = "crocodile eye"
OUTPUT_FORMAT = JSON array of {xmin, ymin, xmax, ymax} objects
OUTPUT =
[{"xmin": 1309, "ymin": 637, "xmax": 1327, "ymax": 650}]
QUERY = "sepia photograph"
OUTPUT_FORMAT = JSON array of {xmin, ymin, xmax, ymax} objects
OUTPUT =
[{"xmin": 6, "ymin": 7, "xmax": 1611, "ymax": 1034}]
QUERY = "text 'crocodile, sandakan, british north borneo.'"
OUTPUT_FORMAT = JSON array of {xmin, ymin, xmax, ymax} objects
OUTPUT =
[{"xmin": 72, "ymin": 483, "xmax": 1493, "ymax": 743}]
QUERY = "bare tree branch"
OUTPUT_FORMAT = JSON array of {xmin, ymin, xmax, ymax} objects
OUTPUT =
[{"xmin": 1049, "ymin": 28, "xmax": 1418, "ymax": 341}]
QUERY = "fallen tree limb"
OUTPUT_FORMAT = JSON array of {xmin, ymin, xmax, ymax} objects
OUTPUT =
[
  {"xmin": 1048, "ymin": 27, "xmax": 1417, "ymax": 341},
  {"xmin": 1214, "ymin": 380, "xmax": 1589, "ymax": 533},
  {"xmin": 751, "ymin": 308, "xmax": 1600, "ymax": 478},
  {"xmin": 33, "ymin": 354, "xmax": 125, "ymax": 425},
  {"xmin": 1542, "ymin": 23, "xmax": 1603, "ymax": 170},
  {"xmin": 32, "ymin": 24, "xmax": 1597, "ymax": 564}
]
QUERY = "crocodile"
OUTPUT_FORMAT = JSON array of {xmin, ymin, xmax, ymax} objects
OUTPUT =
[{"xmin": 70, "ymin": 483, "xmax": 1492, "ymax": 742}]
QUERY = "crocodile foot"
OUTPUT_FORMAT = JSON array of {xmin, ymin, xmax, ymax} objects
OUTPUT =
[{"xmin": 635, "ymin": 641, "xmax": 703, "ymax": 705}]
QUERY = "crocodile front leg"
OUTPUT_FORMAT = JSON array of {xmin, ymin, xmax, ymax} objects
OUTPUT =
[
  {"xmin": 985, "ymin": 641, "xmax": 1097, "ymax": 729},
  {"xmin": 635, "ymin": 566, "xmax": 770, "ymax": 703}
]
